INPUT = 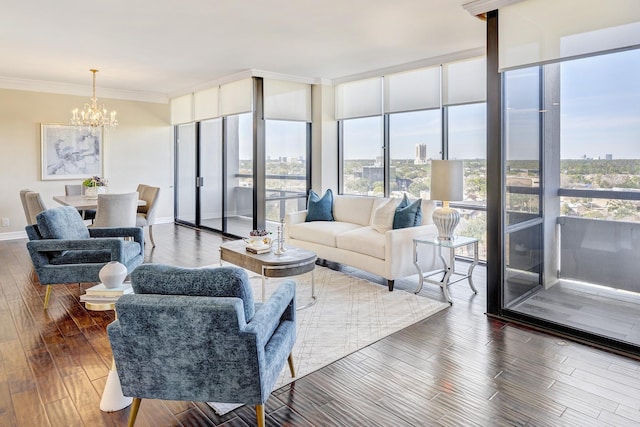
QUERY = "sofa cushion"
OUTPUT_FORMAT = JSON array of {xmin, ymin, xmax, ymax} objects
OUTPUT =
[
  {"xmin": 393, "ymin": 195, "xmax": 422, "ymax": 229},
  {"xmin": 370, "ymin": 199, "xmax": 398, "ymax": 233},
  {"xmin": 36, "ymin": 206, "xmax": 89, "ymax": 240},
  {"xmin": 306, "ymin": 189, "xmax": 334, "ymax": 222},
  {"xmin": 289, "ymin": 221, "xmax": 361, "ymax": 247},
  {"xmin": 333, "ymin": 195, "xmax": 375, "ymax": 226},
  {"xmin": 336, "ymin": 227, "xmax": 386, "ymax": 260}
]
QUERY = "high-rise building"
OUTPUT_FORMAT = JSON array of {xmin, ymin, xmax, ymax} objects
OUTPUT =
[{"xmin": 414, "ymin": 144, "xmax": 427, "ymax": 164}]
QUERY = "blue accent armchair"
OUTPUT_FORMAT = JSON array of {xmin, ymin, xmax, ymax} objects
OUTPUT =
[
  {"xmin": 25, "ymin": 206, "xmax": 144, "ymax": 308},
  {"xmin": 106, "ymin": 264, "xmax": 297, "ymax": 427}
]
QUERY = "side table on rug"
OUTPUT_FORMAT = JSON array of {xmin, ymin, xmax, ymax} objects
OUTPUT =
[
  {"xmin": 81, "ymin": 285, "xmax": 133, "ymax": 412},
  {"xmin": 413, "ymin": 235, "xmax": 479, "ymax": 304},
  {"xmin": 219, "ymin": 239, "xmax": 317, "ymax": 310}
]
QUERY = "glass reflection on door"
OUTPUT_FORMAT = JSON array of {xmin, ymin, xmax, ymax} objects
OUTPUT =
[
  {"xmin": 503, "ymin": 66, "xmax": 543, "ymax": 307},
  {"xmin": 199, "ymin": 119, "xmax": 223, "ymax": 231},
  {"xmin": 224, "ymin": 113, "xmax": 253, "ymax": 236}
]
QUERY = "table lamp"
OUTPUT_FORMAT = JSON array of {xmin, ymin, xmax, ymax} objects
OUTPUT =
[{"xmin": 430, "ymin": 159, "xmax": 464, "ymax": 241}]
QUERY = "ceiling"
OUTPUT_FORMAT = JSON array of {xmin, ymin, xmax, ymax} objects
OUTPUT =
[{"xmin": 0, "ymin": 0, "xmax": 485, "ymax": 102}]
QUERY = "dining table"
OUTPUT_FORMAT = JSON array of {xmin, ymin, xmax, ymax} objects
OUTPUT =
[{"xmin": 53, "ymin": 195, "xmax": 146, "ymax": 210}]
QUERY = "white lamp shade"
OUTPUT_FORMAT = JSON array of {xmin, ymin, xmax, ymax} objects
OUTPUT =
[{"xmin": 431, "ymin": 160, "xmax": 464, "ymax": 201}]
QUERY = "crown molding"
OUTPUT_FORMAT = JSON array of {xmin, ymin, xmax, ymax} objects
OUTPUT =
[
  {"xmin": 462, "ymin": 0, "xmax": 525, "ymax": 17},
  {"xmin": 0, "ymin": 76, "xmax": 168, "ymax": 104},
  {"xmin": 331, "ymin": 47, "xmax": 486, "ymax": 85}
]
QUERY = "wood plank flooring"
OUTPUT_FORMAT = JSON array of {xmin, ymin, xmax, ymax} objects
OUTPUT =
[{"xmin": 1, "ymin": 223, "xmax": 640, "ymax": 426}]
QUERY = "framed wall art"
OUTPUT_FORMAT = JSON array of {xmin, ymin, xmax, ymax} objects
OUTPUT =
[{"xmin": 41, "ymin": 124, "xmax": 103, "ymax": 180}]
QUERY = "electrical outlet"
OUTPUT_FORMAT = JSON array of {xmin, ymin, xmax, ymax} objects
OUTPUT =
[{"xmin": 1, "ymin": 218, "xmax": 9, "ymax": 227}]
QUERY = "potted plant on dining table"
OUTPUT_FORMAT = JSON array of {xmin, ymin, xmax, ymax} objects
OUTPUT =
[{"xmin": 83, "ymin": 176, "xmax": 108, "ymax": 199}]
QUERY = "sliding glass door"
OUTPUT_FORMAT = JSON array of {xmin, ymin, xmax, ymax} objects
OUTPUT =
[
  {"xmin": 175, "ymin": 123, "xmax": 196, "ymax": 225},
  {"xmin": 173, "ymin": 77, "xmax": 311, "ymax": 238}
]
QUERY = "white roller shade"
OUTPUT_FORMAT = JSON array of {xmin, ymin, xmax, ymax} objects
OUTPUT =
[
  {"xmin": 499, "ymin": 0, "xmax": 640, "ymax": 70},
  {"xmin": 335, "ymin": 77, "xmax": 382, "ymax": 120},
  {"xmin": 170, "ymin": 94, "xmax": 193, "ymax": 125},
  {"xmin": 443, "ymin": 57, "xmax": 486, "ymax": 106},
  {"xmin": 220, "ymin": 78, "xmax": 253, "ymax": 116},
  {"xmin": 384, "ymin": 66, "xmax": 441, "ymax": 113},
  {"xmin": 264, "ymin": 80, "xmax": 311, "ymax": 121},
  {"xmin": 194, "ymin": 87, "xmax": 220, "ymax": 121}
]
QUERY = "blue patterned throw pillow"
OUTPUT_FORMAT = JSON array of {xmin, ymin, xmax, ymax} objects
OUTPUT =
[
  {"xmin": 392, "ymin": 194, "xmax": 422, "ymax": 229},
  {"xmin": 306, "ymin": 189, "xmax": 334, "ymax": 222}
]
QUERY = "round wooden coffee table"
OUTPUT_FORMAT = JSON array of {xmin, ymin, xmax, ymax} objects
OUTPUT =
[{"xmin": 219, "ymin": 239, "xmax": 317, "ymax": 309}]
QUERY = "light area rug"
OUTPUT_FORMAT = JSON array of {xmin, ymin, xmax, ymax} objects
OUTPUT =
[{"xmin": 208, "ymin": 265, "xmax": 449, "ymax": 415}]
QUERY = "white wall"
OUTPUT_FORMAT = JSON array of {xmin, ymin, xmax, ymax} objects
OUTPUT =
[{"xmin": 0, "ymin": 88, "xmax": 172, "ymax": 239}]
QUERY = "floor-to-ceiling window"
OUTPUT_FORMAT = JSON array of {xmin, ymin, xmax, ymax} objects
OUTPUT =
[
  {"xmin": 448, "ymin": 103, "xmax": 487, "ymax": 259},
  {"xmin": 488, "ymin": 0, "xmax": 640, "ymax": 355},
  {"xmin": 337, "ymin": 59, "xmax": 488, "ymax": 260},
  {"xmin": 264, "ymin": 120, "xmax": 309, "ymax": 228},
  {"xmin": 502, "ymin": 49, "xmax": 640, "ymax": 347},
  {"xmin": 503, "ymin": 66, "xmax": 543, "ymax": 307},
  {"xmin": 171, "ymin": 77, "xmax": 311, "ymax": 237},
  {"xmin": 224, "ymin": 113, "xmax": 254, "ymax": 236}
]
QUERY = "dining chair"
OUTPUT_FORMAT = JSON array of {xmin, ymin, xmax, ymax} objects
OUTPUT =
[
  {"xmin": 135, "ymin": 184, "xmax": 160, "ymax": 247},
  {"xmin": 19, "ymin": 189, "xmax": 33, "ymax": 224},
  {"xmin": 93, "ymin": 192, "xmax": 139, "ymax": 228},
  {"xmin": 65, "ymin": 184, "xmax": 96, "ymax": 221},
  {"xmin": 24, "ymin": 191, "xmax": 47, "ymax": 225}
]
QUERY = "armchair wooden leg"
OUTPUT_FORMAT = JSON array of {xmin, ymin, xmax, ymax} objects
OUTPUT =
[
  {"xmin": 256, "ymin": 404, "xmax": 265, "ymax": 427},
  {"xmin": 287, "ymin": 353, "xmax": 296, "ymax": 377},
  {"xmin": 43, "ymin": 285, "xmax": 52, "ymax": 309},
  {"xmin": 127, "ymin": 398, "xmax": 142, "ymax": 427},
  {"xmin": 148, "ymin": 225, "xmax": 156, "ymax": 248}
]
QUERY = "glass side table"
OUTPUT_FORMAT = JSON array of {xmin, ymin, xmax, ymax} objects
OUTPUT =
[{"xmin": 413, "ymin": 235, "xmax": 479, "ymax": 304}]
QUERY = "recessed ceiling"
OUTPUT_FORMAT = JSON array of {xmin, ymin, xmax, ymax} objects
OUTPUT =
[{"xmin": 0, "ymin": 0, "xmax": 485, "ymax": 100}]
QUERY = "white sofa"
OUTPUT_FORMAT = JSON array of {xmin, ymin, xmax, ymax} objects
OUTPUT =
[{"xmin": 285, "ymin": 194, "xmax": 439, "ymax": 291}]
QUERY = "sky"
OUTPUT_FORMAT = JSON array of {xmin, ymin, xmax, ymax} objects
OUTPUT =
[{"xmin": 560, "ymin": 48, "xmax": 640, "ymax": 159}]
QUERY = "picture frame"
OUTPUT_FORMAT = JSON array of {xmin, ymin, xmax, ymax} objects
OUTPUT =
[{"xmin": 41, "ymin": 124, "xmax": 103, "ymax": 180}]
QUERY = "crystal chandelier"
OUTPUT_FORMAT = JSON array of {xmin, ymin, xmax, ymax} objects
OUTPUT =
[{"xmin": 70, "ymin": 69, "xmax": 118, "ymax": 128}]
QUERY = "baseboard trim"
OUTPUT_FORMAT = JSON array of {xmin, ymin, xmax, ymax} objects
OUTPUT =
[{"xmin": 0, "ymin": 231, "xmax": 27, "ymax": 241}]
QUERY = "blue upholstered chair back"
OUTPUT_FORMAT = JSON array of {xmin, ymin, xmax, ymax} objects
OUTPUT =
[
  {"xmin": 107, "ymin": 263, "xmax": 296, "ymax": 406},
  {"xmin": 36, "ymin": 206, "xmax": 90, "ymax": 240}
]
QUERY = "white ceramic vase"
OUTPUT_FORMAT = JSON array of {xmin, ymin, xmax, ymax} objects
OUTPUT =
[
  {"xmin": 85, "ymin": 186, "xmax": 107, "ymax": 199},
  {"xmin": 99, "ymin": 261, "xmax": 128, "ymax": 288}
]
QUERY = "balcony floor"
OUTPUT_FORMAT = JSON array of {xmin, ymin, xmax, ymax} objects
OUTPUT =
[{"xmin": 513, "ymin": 279, "xmax": 640, "ymax": 346}]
